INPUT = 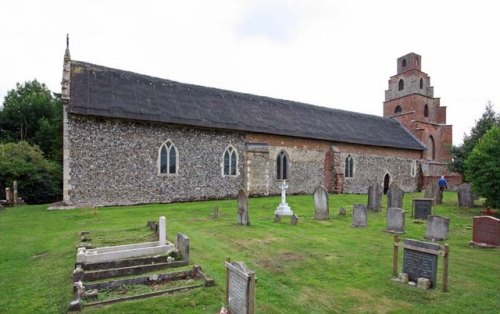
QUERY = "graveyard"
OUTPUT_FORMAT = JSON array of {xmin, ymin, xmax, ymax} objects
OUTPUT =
[{"xmin": 0, "ymin": 191, "xmax": 499, "ymax": 313}]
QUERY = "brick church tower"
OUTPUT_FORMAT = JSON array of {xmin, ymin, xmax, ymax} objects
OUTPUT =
[{"xmin": 383, "ymin": 52, "xmax": 461, "ymax": 188}]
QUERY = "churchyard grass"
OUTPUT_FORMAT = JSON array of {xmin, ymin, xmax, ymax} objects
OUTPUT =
[{"xmin": 0, "ymin": 192, "xmax": 498, "ymax": 313}]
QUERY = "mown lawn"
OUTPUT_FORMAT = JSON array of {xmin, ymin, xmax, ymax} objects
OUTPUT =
[{"xmin": 0, "ymin": 192, "xmax": 498, "ymax": 313}]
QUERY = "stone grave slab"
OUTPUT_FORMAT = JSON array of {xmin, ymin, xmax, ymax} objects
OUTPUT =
[
  {"xmin": 412, "ymin": 198, "xmax": 433, "ymax": 220},
  {"xmin": 367, "ymin": 182, "xmax": 383, "ymax": 212},
  {"xmin": 424, "ymin": 182, "xmax": 441, "ymax": 205},
  {"xmin": 352, "ymin": 204, "xmax": 367, "ymax": 227},
  {"xmin": 425, "ymin": 215, "xmax": 450, "ymax": 241},
  {"xmin": 225, "ymin": 260, "xmax": 256, "ymax": 314},
  {"xmin": 403, "ymin": 239, "xmax": 440, "ymax": 288},
  {"xmin": 237, "ymin": 189, "xmax": 250, "ymax": 226},
  {"xmin": 387, "ymin": 183, "xmax": 404, "ymax": 209},
  {"xmin": 471, "ymin": 216, "xmax": 500, "ymax": 247},
  {"xmin": 313, "ymin": 185, "xmax": 329, "ymax": 220},
  {"xmin": 386, "ymin": 208, "xmax": 405, "ymax": 234},
  {"xmin": 457, "ymin": 183, "xmax": 474, "ymax": 208}
]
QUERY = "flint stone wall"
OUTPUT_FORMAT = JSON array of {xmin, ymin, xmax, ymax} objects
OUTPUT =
[
  {"xmin": 67, "ymin": 115, "xmax": 245, "ymax": 207},
  {"xmin": 342, "ymin": 153, "xmax": 418, "ymax": 193}
]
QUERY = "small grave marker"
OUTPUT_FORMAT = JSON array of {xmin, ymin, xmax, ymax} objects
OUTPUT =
[
  {"xmin": 424, "ymin": 182, "xmax": 441, "ymax": 205},
  {"xmin": 412, "ymin": 198, "xmax": 433, "ymax": 219},
  {"xmin": 386, "ymin": 208, "xmax": 405, "ymax": 234},
  {"xmin": 352, "ymin": 204, "xmax": 367, "ymax": 227},
  {"xmin": 237, "ymin": 189, "xmax": 250, "ymax": 226},
  {"xmin": 338, "ymin": 207, "xmax": 346, "ymax": 216},
  {"xmin": 313, "ymin": 185, "xmax": 329, "ymax": 220},
  {"xmin": 225, "ymin": 258, "xmax": 256, "ymax": 314},
  {"xmin": 470, "ymin": 216, "xmax": 500, "ymax": 247},
  {"xmin": 290, "ymin": 214, "xmax": 299, "ymax": 225},
  {"xmin": 425, "ymin": 215, "xmax": 450, "ymax": 241},
  {"xmin": 367, "ymin": 182, "xmax": 382, "ymax": 212}
]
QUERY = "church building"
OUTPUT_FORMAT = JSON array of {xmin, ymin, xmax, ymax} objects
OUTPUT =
[{"xmin": 60, "ymin": 42, "xmax": 457, "ymax": 207}]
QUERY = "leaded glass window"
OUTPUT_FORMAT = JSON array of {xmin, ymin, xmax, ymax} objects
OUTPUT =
[
  {"xmin": 277, "ymin": 151, "xmax": 288, "ymax": 180},
  {"xmin": 223, "ymin": 146, "xmax": 238, "ymax": 176},
  {"xmin": 159, "ymin": 140, "xmax": 178, "ymax": 174}
]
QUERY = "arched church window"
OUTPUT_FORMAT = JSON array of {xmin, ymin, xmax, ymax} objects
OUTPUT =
[
  {"xmin": 345, "ymin": 155, "xmax": 354, "ymax": 178},
  {"xmin": 410, "ymin": 160, "xmax": 417, "ymax": 177},
  {"xmin": 420, "ymin": 78, "xmax": 424, "ymax": 89},
  {"xmin": 428, "ymin": 136, "xmax": 435, "ymax": 161},
  {"xmin": 394, "ymin": 105, "xmax": 402, "ymax": 114},
  {"xmin": 424, "ymin": 104, "xmax": 429, "ymax": 117},
  {"xmin": 277, "ymin": 150, "xmax": 289, "ymax": 180},
  {"xmin": 402, "ymin": 59, "xmax": 407, "ymax": 67},
  {"xmin": 223, "ymin": 146, "xmax": 238, "ymax": 176},
  {"xmin": 398, "ymin": 79, "xmax": 404, "ymax": 91},
  {"xmin": 158, "ymin": 140, "xmax": 178, "ymax": 174}
]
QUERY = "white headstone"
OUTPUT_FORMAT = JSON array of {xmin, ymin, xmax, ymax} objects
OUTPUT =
[
  {"xmin": 275, "ymin": 180, "xmax": 293, "ymax": 216},
  {"xmin": 159, "ymin": 216, "xmax": 166, "ymax": 246}
]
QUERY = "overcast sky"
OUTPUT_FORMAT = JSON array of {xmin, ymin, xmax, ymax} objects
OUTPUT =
[{"xmin": 1, "ymin": 0, "xmax": 498, "ymax": 145}]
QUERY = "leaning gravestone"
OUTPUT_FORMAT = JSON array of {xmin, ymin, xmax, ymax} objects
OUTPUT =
[
  {"xmin": 457, "ymin": 183, "xmax": 474, "ymax": 208},
  {"xmin": 225, "ymin": 260, "xmax": 256, "ymax": 314},
  {"xmin": 313, "ymin": 185, "xmax": 329, "ymax": 220},
  {"xmin": 352, "ymin": 204, "xmax": 367, "ymax": 227},
  {"xmin": 387, "ymin": 183, "xmax": 405, "ymax": 209},
  {"xmin": 367, "ymin": 182, "xmax": 383, "ymax": 212},
  {"xmin": 412, "ymin": 198, "xmax": 433, "ymax": 219},
  {"xmin": 237, "ymin": 189, "xmax": 250, "ymax": 226},
  {"xmin": 424, "ymin": 182, "xmax": 441, "ymax": 205},
  {"xmin": 403, "ymin": 239, "xmax": 440, "ymax": 288},
  {"xmin": 425, "ymin": 215, "xmax": 450, "ymax": 241},
  {"xmin": 386, "ymin": 208, "xmax": 405, "ymax": 234},
  {"xmin": 470, "ymin": 216, "xmax": 500, "ymax": 247}
]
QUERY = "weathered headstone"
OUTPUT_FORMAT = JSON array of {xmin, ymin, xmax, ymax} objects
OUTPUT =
[
  {"xmin": 13, "ymin": 180, "xmax": 18, "ymax": 205},
  {"xmin": 387, "ymin": 183, "xmax": 405, "ymax": 209},
  {"xmin": 470, "ymin": 216, "xmax": 500, "ymax": 247},
  {"xmin": 176, "ymin": 233, "xmax": 190, "ymax": 263},
  {"xmin": 313, "ymin": 185, "xmax": 329, "ymax": 220},
  {"xmin": 290, "ymin": 214, "xmax": 299, "ymax": 225},
  {"xmin": 403, "ymin": 239, "xmax": 440, "ymax": 288},
  {"xmin": 275, "ymin": 180, "xmax": 293, "ymax": 216},
  {"xmin": 424, "ymin": 182, "xmax": 441, "ymax": 205},
  {"xmin": 425, "ymin": 215, "xmax": 450, "ymax": 241},
  {"xmin": 412, "ymin": 198, "xmax": 433, "ymax": 219},
  {"xmin": 237, "ymin": 189, "xmax": 250, "ymax": 226},
  {"xmin": 386, "ymin": 208, "xmax": 405, "ymax": 234},
  {"xmin": 338, "ymin": 207, "xmax": 346, "ymax": 216},
  {"xmin": 5, "ymin": 187, "xmax": 11, "ymax": 204},
  {"xmin": 159, "ymin": 216, "xmax": 167, "ymax": 246},
  {"xmin": 352, "ymin": 204, "xmax": 367, "ymax": 227},
  {"xmin": 367, "ymin": 182, "xmax": 383, "ymax": 212},
  {"xmin": 457, "ymin": 183, "xmax": 474, "ymax": 208},
  {"xmin": 225, "ymin": 260, "xmax": 256, "ymax": 314}
]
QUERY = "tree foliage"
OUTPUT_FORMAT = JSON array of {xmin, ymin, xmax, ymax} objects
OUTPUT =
[
  {"xmin": 449, "ymin": 102, "xmax": 499, "ymax": 174},
  {"xmin": 464, "ymin": 126, "xmax": 500, "ymax": 209},
  {"xmin": 0, "ymin": 80, "xmax": 62, "ymax": 163},
  {"xmin": 0, "ymin": 141, "xmax": 62, "ymax": 204}
]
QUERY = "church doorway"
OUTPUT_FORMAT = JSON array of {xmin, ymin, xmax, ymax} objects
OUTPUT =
[{"xmin": 383, "ymin": 173, "xmax": 390, "ymax": 194}]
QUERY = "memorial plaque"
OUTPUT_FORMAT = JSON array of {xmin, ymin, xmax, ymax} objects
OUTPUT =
[
  {"xmin": 225, "ymin": 261, "xmax": 255, "ymax": 314},
  {"xmin": 471, "ymin": 216, "xmax": 500, "ymax": 247},
  {"xmin": 412, "ymin": 198, "xmax": 433, "ymax": 219},
  {"xmin": 403, "ymin": 239, "xmax": 440, "ymax": 288}
]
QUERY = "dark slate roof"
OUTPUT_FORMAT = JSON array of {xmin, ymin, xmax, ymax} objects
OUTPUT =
[{"xmin": 69, "ymin": 61, "xmax": 425, "ymax": 151}]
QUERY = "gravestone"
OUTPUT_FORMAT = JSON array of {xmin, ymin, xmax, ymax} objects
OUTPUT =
[
  {"xmin": 13, "ymin": 180, "xmax": 18, "ymax": 205},
  {"xmin": 237, "ymin": 189, "xmax": 250, "ymax": 226},
  {"xmin": 352, "ymin": 204, "xmax": 367, "ymax": 227},
  {"xmin": 5, "ymin": 187, "xmax": 11, "ymax": 204},
  {"xmin": 290, "ymin": 214, "xmax": 299, "ymax": 225},
  {"xmin": 424, "ymin": 182, "xmax": 441, "ymax": 205},
  {"xmin": 225, "ymin": 260, "xmax": 256, "ymax": 314},
  {"xmin": 412, "ymin": 198, "xmax": 433, "ymax": 219},
  {"xmin": 457, "ymin": 183, "xmax": 474, "ymax": 208},
  {"xmin": 367, "ymin": 182, "xmax": 383, "ymax": 212},
  {"xmin": 176, "ymin": 233, "xmax": 190, "ymax": 262},
  {"xmin": 274, "ymin": 214, "xmax": 281, "ymax": 222},
  {"xmin": 387, "ymin": 183, "xmax": 405, "ymax": 209},
  {"xmin": 386, "ymin": 208, "xmax": 405, "ymax": 234},
  {"xmin": 471, "ymin": 216, "xmax": 500, "ymax": 247},
  {"xmin": 403, "ymin": 239, "xmax": 440, "ymax": 288},
  {"xmin": 313, "ymin": 185, "xmax": 329, "ymax": 220},
  {"xmin": 338, "ymin": 207, "xmax": 346, "ymax": 216},
  {"xmin": 275, "ymin": 180, "xmax": 293, "ymax": 216},
  {"xmin": 159, "ymin": 216, "xmax": 167, "ymax": 246},
  {"xmin": 425, "ymin": 215, "xmax": 450, "ymax": 241}
]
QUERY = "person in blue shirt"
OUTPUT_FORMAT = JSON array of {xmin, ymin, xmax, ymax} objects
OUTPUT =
[{"xmin": 438, "ymin": 176, "xmax": 448, "ymax": 191}]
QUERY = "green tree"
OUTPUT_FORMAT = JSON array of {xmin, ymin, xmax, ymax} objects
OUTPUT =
[
  {"xmin": 0, "ymin": 141, "xmax": 62, "ymax": 204},
  {"xmin": 464, "ymin": 126, "xmax": 500, "ymax": 209},
  {"xmin": 0, "ymin": 80, "xmax": 62, "ymax": 163},
  {"xmin": 450, "ymin": 102, "xmax": 499, "ymax": 174}
]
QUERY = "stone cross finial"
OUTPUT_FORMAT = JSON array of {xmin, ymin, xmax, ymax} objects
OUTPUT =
[
  {"xmin": 275, "ymin": 180, "xmax": 293, "ymax": 216},
  {"xmin": 279, "ymin": 180, "xmax": 288, "ymax": 205}
]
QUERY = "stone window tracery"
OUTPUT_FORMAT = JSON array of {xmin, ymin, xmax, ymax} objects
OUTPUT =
[
  {"xmin": 223, "ymin": 146, "xmax": 238, "ymax": 176},
  {"xmin": 345, "ymin": 155, "xmax": 354, "ymax": 178},
  {"xmin": 158, "ymin": 140, "xmax": 178, "ymax": 174},
  {"xmin": 277, "ymin": 150, "xmax": 288, "ymax": 180}
]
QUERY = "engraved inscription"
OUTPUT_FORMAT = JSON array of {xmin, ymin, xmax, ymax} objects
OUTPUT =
[
  {"xmin": 228, "ymin": 271, "xmax": 248, "ymax": 314},
  {"xmin": 403, "ymin": 249, "xmax": 438, "ymax": 287},
  {"xmin": 414, "ymin": 200, "xmax": 432, "ymax": 219}
]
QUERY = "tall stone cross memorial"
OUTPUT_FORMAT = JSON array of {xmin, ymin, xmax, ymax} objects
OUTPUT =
[{"xmin": 275, "ymin": 180, "xmax": 293, "ymax": 216}]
